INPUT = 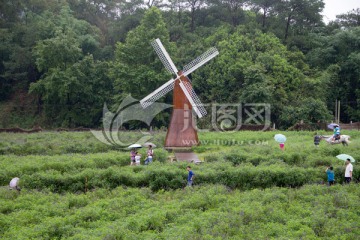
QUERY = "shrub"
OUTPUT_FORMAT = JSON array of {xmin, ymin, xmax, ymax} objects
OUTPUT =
[
  {"xmin": 223, "ymin": 152, "xmax": 247, "ymax": 165},
  {"xmin": 204, "ymin": 153, "xmax": 222, "ymax": 162}
]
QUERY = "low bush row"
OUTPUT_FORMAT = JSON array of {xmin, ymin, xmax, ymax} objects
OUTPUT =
[
  {"xmin": 0, "ymin": 131, "xmax": 166, "ymax": 155},
  {"xmin": 3, "ymin": 161, "xmax": 346, "ymax": 192},
  {"xmin": 1, "ymin": 184, "xmax": 359, "ymax": 239}
]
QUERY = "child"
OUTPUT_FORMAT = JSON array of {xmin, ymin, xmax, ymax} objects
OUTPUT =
[
  {"xmin": 135, "ymin": 152, "xmax": 141, "ymax": 166},
  {"xmin": 279, "ymin": 142, "xmax": 285, "ymax": 151},
  {"xmin": 325, "ymin": 166, "xmax": 335, "ymax": 186}
]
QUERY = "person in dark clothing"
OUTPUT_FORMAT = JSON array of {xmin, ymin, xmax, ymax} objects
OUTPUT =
[
  {"xmin": 314, "ymin": 134, "xmax": 320, "ymax": 147},
  {"xmin": 325, "ymin": 166, "xmax": 335, "ymax": 186},
  {"xmin": 186, "ymin": 166, "xmax": 195, "ymax": 187}
]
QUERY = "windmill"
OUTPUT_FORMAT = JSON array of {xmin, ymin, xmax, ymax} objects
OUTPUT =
[{"xmin": 140, "ymin": 38, "xmax": 219, "ymax": 148}]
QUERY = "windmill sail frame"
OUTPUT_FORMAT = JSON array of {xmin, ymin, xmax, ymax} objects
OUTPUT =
[
  {"xmin": 140, "ymin": 78, "xmax": 175, "ymax": 109},
  {"xmin": 140, "ymin": 38, "xmax": 218, "ymax": 117},
  {"xmin": 151, "ymin": 39, "xmax": 178, "ymax": 76},
  {"xmin": 139, "ymin": 38, "xmax": 219, "ymax": 148}
]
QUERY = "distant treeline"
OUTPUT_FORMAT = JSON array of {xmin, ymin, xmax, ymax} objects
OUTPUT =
[{"xmin": 1, "ymin": 1, "xmax": 360, "ymax": 129}]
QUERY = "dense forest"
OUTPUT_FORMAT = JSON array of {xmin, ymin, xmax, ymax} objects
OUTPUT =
[{"xmin": 0, "ymin": 0, "xmax": 359, "ymax": 129}]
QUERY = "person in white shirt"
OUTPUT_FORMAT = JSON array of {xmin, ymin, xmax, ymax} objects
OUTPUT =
[
  {"xmin": 144, "ymin": 145, "xmax": 154, "ymax": 165},
  {"xmin": 135, "ymin": 152, "xmax": 141, "ymax": 166},
  {"xmin": 344, "ymin": 159, "xmax": 353, "ymax": 184},
  {"xmin": 9, "ymin": 177, "xmax": 21, "ymax": 192}
]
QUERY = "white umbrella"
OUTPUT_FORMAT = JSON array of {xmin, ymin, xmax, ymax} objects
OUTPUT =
[
  {"xmin": 327, "ymin": 123, "xmax": 338, "ymax": 130},
  {"xmin": 143, "ymin": 142, "xmax": 156, "ymax": 148},
  {"xmin": 336, "ymin": 154, "xmax": 355, "ymax": 162},
  {"xmin": 127, "ymin": 144, "xmax": 142, "ymax": 149},
  {"xmin": 274, "ymin": 134, "xmax": 286, "ymax": 143}
]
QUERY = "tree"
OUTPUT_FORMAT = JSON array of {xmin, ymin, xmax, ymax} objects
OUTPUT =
[
  {"xmin": 110, "ymin": 7, "xmax": 174, "ymax": 127},
  {"xmin": 239, "ymin": 64, "xmax": 273, "ymax": 103},
  {"xmin": 306, "ymin": 26, "xmax": 360, "ymax": 122},
  {"xmin": 279, "ymin": 97, "xmax": 331, "ymax": 129},
  {"xmin": 249, "ymin": 0, "xmax": 277, "ymax": 30},
  {"xmin": 163, "ymin": 0, "xmax": 188, "ymax": 41},
  {"xmin": 30, "ymin": 56, "xmax": 113, "ymax": 127},
  {"xmin": 0, "ymin": 0, "xmax": 65, "ymax": 101},
  {"xmin": 0, "ymin": 29, "xmax": 13, "ymax": 100},
  {"xmin": 193, "ymin": 27, "xmax": 321, "ymax": 126},
  {"xmin": 275, "ymin": 0, "xmax": 324, "ymax": 42},
  {"xmin": 185, "ymin": 0, "xmax": 206, "ymax": 31},
  {"xmin": 107, "ymin": 0, "xmax": 145, "ymax": 44},
  {"xmin": 335, "ymin": 8, "xmax": 360, "ymax": 28},
  {"xmin": 28, "ymin": 5, "xmax": 111, "ymax": 127},
  {"xmin": 0, "ymin": 0, "xmax": 24, "ymax": 28},
  {"xmin": 0, "ymin": 0, "xmax": 355, "ymax": 128},
  {"xmin": 208, "ymin": 0, "xmax": 247, "ymax": 26},
  {"xmin": 143, "ymin": 0, "xmax": 165, "ymax": 8}
]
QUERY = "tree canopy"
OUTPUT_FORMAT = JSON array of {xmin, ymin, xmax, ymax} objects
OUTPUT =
[{"xmin": 0, "ymin": 0, "xmax": 359, "ymax": 129}]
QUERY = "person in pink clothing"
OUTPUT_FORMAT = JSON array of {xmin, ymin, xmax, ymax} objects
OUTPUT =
[{"xmin": 279, "ymin": 142, "xmax": 285, "ymax": 150}]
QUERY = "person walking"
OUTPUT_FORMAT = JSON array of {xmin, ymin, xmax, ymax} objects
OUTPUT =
[
  {"xmin": 344, "ymin": 158, "xmax": 353, "ymax": 184},
  {"xmin": 144, "ymin": 145, "xmax": 154, "ymax": 165},
  {"xmin": 186, "ymin": 166, "xmax": 195, "ymax": 187},
  {"xmin": 130, "ymin": 149, "xmax": 136, "ymax": 166},
  {"xmin": 325, "ymin": 166, "xmax": 335, "ymax": 186}
]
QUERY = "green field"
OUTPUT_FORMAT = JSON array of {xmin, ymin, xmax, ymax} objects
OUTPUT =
[{"xmin": 0, "ymin": 131, "xmax": 359, "ymax": 239}]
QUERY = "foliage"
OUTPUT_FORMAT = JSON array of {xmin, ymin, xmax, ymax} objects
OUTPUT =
[
  {"xmin": 306, "ymin": 26, "xmax": 360, "ymax": 122},
  {"xmin": 26, "ymin": 5, "xmax": 113, "ymax": 127},
  {"xmin": 1, "ymin": 130, "xmax": 359, "ymax": 191},
  {"xmin": 30, "ymin": 55, "xmax": 113, "ymax": 127},
  {"xmin": 333, "ymin": 8, "xmax": 360, "ymax": 28},
  {"xmin": 0, "ymin": 184, "xmax": 359, "ymax": 239},
  {"xmin": 110, "ymin": 7, "xmax": 174, "ymax": 128},
  {"xmin": 0, "ymin": 131, "xmax": 166, "ymax": 155},
  {"xmin": 193, "ymin": 28, "xmax": 330, "ymax": 126},
  {"xmin": 279, "ymin": 97, "xmax": 332, "ymax": 129},
  {"xmin": 1, "ymin": 1, "xmax": 359, "ymax": 127},
  {"xmin": 0, "ymin": 130, "xmax": 360, "ymax": 238}
]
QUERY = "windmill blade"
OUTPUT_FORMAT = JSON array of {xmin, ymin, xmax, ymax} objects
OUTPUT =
[
  {"xmin": 151, "ymin": 38, "xmax": 179, "ymax": 76},
  {"xmin": 178, "ymin": 80, "xmax": 207, "ymax": 118},
  {"xmin": 140, "ymin": 78, "xmax": 175, "ymax": 109},
  {"xmin": 182, "ymin": 47, "xmax": 219, "ymax": 76}
]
